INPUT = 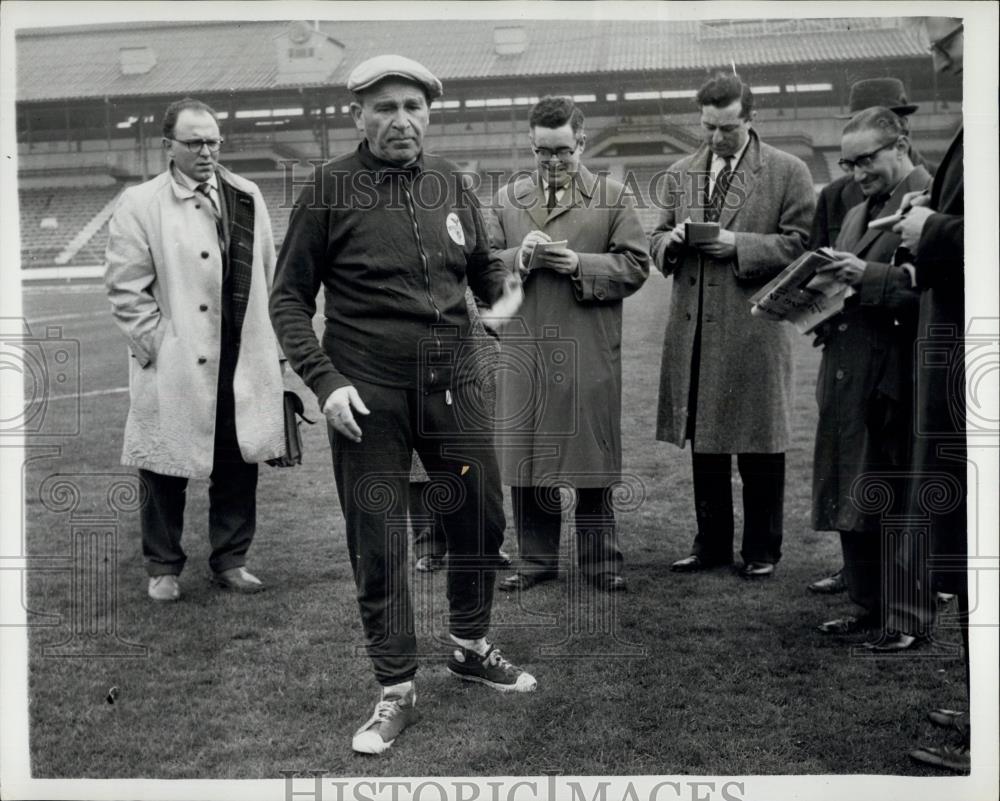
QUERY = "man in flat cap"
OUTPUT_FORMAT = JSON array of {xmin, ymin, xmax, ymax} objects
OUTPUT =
[{"xmin": 271, "ymin": 54, "xmax": 534, "ymax": 755}]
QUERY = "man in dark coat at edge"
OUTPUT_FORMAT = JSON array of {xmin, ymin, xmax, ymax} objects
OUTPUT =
[{"xmin": 889, "ymin": 17, "xmax": 969, "ymax": 774}]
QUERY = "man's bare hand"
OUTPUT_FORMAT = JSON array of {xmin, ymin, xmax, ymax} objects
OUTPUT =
[
  {"xmin": 519, "ymin": 230, "xmax": 552, "ymax": 272},
  {"xmin": 664, "ymin": 221, "xmax": 688, "ymax": 252},
  {"xmin": 534, "ymin": 246, "xmax": 579, "ymax": 275},
  {"xmin": 816, "ymin": 250, "xmax": 867, "ymax": 287},
  {"xmin": 899, "ymin": 189, "xmax": 930, "ymax": 215},
  {"xmin": 480, "ymin": 272, "xmax": 524, "ymax": 330},
  {"xmin": 695, "ymin": 228, "xmax": 736, "ymax": 260},
  {"xmin": 893, "ymin": 205, "xmax": 934, "ymax": 255},
  {"xmin": 323, "ymin": 385, "xmax": 370, "ymax": 443}
]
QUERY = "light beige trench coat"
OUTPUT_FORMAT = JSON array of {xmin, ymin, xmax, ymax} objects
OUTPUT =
[{"xmin": 104, "ymin": 165, "xmax": 284, "ymax": 479}]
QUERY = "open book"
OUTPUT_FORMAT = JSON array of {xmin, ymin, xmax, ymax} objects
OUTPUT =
[{"xmin": 748, "ymin": 247, "xmax": 854, "ymax": 335}]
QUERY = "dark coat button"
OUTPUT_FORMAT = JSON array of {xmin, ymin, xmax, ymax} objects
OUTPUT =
[
  {"xmin": 199, "ymin": 304, "xmax": 208, "ymax": 311},
  {"xmin": 195, "ymin": 204, "xmax": 201, "ymax": 210},
  {"xmin": 685, "ymin": 312, "xmax": 692, "ymax": 321},
  {"xmin": 198, "ymin": 357, "xmax": 207, "ymax": 365},
  {"xmin": 595, "ymin": 289, "xmax": 606, "ymax": 300},
  {"xmin": 201, "ymin": 251, "xmax": 210, "ymax": 259}
]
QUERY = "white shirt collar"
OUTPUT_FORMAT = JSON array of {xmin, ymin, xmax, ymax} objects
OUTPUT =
[
  {"xmin": 711, "ymin": 136, "xmax": 750, "ymax": 175},
  {"xmin": 171, "ymin": 163, "xmax": 219, "ymax": 194}
]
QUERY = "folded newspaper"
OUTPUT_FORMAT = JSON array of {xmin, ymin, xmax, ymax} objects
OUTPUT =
[{"xmin": 748, "ymin": 247, "xmax": 854, "ymax": 334}]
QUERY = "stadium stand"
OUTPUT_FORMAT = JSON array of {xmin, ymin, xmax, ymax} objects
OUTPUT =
[
  {"xmin": 15, "ymin": 17, "xmax": 962, "ymax": 267},
  {"xmin": 18, "ymin": 185, "xmax": 122, "ymax": 267}
]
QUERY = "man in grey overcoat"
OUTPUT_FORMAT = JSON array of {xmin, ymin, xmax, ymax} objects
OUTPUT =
[
  {"xmin": 488, "ymin": 96, "xmax": 649, "ymax": 593},
  {"xmin": 650, "ymin": 72, "xmax": 814, "ymax": 579}
]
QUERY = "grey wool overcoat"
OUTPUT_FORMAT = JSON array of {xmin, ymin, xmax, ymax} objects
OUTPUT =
[
  {"xmin": 649, "ymin": 131, "xmax": 815, "ymax": 453},
  {"xmin": 487, "ymin": 165, "xmax": 649, "ymax": 487}
]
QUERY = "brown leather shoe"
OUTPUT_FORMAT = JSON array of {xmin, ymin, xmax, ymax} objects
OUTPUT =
[
  {"xmin": 211, "ymin": 567, "xmax": 265, "ymax": 594},
  {"xmin": 498, "ymin": 572, "xmax": 555, "ymax": 592}
]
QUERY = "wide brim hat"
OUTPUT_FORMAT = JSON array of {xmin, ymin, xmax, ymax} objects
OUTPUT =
[
  {"xmin": 347, "ymin": 54, "xmax": 443, "ymax": 101},
  {"xmin": 835, "ymin": 77, "xmax": 919, "ymax": 118}
]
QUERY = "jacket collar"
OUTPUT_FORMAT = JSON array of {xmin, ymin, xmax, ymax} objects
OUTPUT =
[
  {"xmin": 513, "ymin": 164, "xmax": 599, "ymax": 228},
  {"xmin": 357, "ymin": 140, "xmax": 424, "ymax": 180},
  {"xmin": 168, "ymin": 163, "xmax": 239, "ymax": 201},
  {"xmin": 850, "ymin": 164, "xmax": 933, "ymax": 256},
  {"xmin": 683, "ymin": 130, "xmax": 763, "ymax": 226}
]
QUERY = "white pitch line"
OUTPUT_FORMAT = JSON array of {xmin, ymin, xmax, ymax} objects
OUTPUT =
[
  {"xmin": 44, "ymin": 387, "xmax": 128, "ymax": 402},
  {"xmin": 25, "ymin": 311, "xmax": 107, "ymax": 325}
]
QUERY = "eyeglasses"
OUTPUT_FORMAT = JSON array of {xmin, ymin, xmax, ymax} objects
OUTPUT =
[
  {"xmin": 168, "ymin": 137, "xmax": 224, "ymax": 153},
  {"xmin": 837, "ymin": 140, "xmax": 897, "ymax": 173},
  {"xmin": 532, "ymin": 142, "xmax": 581, "ymax": 161},
  {"xmin": 927, "ymin": 23, "xmax": 963, "ymax": 58}
]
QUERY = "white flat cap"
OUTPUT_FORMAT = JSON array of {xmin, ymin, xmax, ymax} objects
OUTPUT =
[{"xmin": 347, "ymin": 54, "xmax": 443, "ymax": 100}]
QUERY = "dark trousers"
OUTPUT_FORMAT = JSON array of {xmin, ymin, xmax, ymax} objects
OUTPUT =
[
  {"xmin": 410, "ymin": 481, "xmax": 446, "ymax": 559},
  {"xmin": 510, "ymin": 485, "xmax": 623, "ymax": 579},
  {"xmin": 840, "ymin": 530, "xmax": 883, "ymax": 621},
  {"xmin": 139, "ymin": 339, "xmax": 257, "ymax": 576},
  {"xmin": 329, "ymin": 377, "xmax": 505, "ymax": 686},
  {"xmin": 690, "ymin": 451, "xmax": 784, "ymax": 565}
]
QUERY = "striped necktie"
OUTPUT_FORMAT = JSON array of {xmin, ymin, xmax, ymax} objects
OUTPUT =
[{"xmin": 706, "ymin": 157, "xmax": 733, "ymax": 223}]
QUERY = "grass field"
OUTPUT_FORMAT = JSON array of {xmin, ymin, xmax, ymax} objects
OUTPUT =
[{"xmin": 19, "ymin": 275, "xmax": 967, "ymax": 778}]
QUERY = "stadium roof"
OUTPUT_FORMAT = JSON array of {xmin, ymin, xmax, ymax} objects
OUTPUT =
[{"xmin": 16, "ymin": 18, "xmax": 929, "ymax": 103}]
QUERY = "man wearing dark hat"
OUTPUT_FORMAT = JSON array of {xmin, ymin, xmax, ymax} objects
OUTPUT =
[
  {"xmin": 805, "ymin": 77, "xmax": 925, "ymax": 596},
  {"xmin": 270, "ymin": 54, "xmax": 534, "ymax": 755}
]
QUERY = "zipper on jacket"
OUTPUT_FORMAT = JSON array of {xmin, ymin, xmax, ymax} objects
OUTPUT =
[
  {"xmin": 402, "ymin": 177, "xmax": 443, "ymax": 391},
  {"xmin": 402, "ymin": 180, "xmax": 442, "ymax": 327}
]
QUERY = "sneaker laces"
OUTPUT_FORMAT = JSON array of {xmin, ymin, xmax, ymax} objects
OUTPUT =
[
  {"xmin": 374, "ymin": 696, "xmax": 406, "ymax": 720},
  {"xmin": 485, "ymin": 646, "xmax": 516, "ymax": 674}
]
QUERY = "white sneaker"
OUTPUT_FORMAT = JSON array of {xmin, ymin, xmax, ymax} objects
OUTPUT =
[
  {"xmin": 352, "ymin": 685, "xmax": 419, "ymax": 754},
  {"xmin": 148, "ymin": 575, "xmax": 180, "ymax": 602}
]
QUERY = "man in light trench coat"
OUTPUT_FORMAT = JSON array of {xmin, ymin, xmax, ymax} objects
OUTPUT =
[
  {"xmin": 650, "ymin": 72, "xmax": 814, "ymax": 579},
  {"xmin": 105, "ymin": 97, "xmax": 286, "ymax": 602},
  {"xmin": 489, "ymin": 95, "xmax": 649, "ymax": 594}
]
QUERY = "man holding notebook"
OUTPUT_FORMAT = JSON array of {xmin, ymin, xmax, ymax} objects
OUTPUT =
[
  {"xmin": 650, "ymin": 72, "xmax": 814, "ymax": 579},
  {"xmin": 488, "ymin": 95, "xmax": 649, "ymax": 594}
]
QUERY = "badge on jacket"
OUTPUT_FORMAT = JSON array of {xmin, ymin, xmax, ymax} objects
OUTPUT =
[{"xmin": 446, "ymin": 212, "xmax": 465, "ymax": 246}]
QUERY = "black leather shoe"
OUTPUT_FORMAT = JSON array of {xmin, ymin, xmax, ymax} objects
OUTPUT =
[
  {"xmin": 415, "ymin": 555, "xmax": 445, "ymax": 573},
  {"xmin": 817, "ymin": 613, "xmax": 877, "ymax": 635},
  {"xmin": 670, "ymin": 554, "xmax": 728, "ymax": 573},
  {"xmin": 590, "ymin": 574, "xmax": 628, "ymax": 593},
  {"xmin": 498, "ymin": 572, "xmax": 554, "ymax": 592},
  {"xmin": 808, "ymin": 570, "xmax": 847, "ymax": 594},
  {"xmin": 864, "ymin": 632, "xmax": 921, "ymax": 652},
  {"xmin": 739, "ymin": 561, "xmax": 775, "ymax": 579}
]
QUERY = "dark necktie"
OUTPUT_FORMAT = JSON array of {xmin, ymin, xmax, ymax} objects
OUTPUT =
[
  {"xmin": 706, "ymin": 157, "xmax": 732, "ymax": 223},
  {"xmin": 867, "ymin": 193, "xmax": 892, "ymax": 223},
  {"xmin": 546, "ymin": 182, "xmax": 558, "ymax": 212}
]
